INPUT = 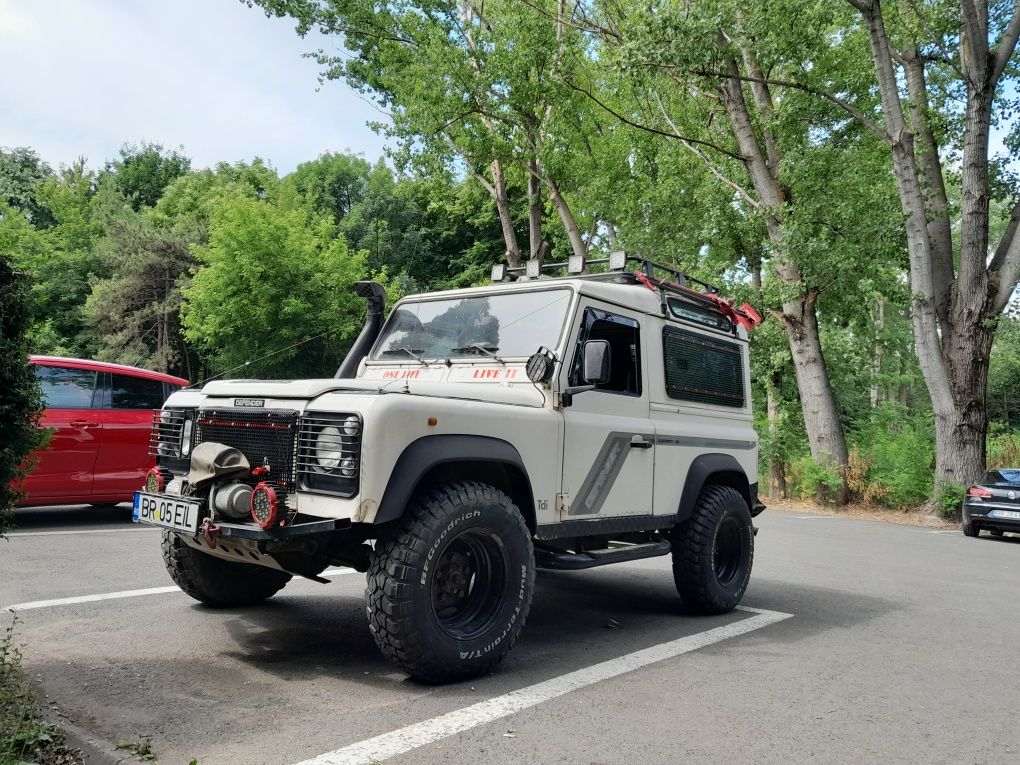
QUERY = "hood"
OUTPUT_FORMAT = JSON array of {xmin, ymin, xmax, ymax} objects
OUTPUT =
[{"xmin": 198, "ymin": 375, "xmax": 545, "ymax": 408}]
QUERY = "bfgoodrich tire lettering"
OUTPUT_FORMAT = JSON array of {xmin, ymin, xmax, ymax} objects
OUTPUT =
[
  {"xmin": 366, "ymin": 480, "xmax": 535, "ymax": 683},
  {"xmin": 671, "ymin": 484, "xmax": 754, "ymax": 614},
  {"xmin": 161, "ymin": 530, "xmax": 291, "ymax": 607}
]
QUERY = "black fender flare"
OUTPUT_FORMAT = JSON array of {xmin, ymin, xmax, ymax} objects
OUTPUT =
[
  {"xmin": 373, "ymin": 435, "xmax": 535, "ymax": 526},
  {"xmin": 676, "ymin": 453, "xmax": 759, "ymax": 522}
]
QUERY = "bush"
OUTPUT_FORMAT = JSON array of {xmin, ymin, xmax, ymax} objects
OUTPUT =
[
  {"xmin": 788, "ymin": 455, "xmax": 844, "ymax": 502},
  {"xmin": 0, "ymin": 256, "xmax": 46, "ymax": 536},
  {"xmin": 932, "ymin": 483, "xmax": 965, "ymax": 520},
  {"xmin": 988, "ymin": 430, "xmax": 1020, "ymax": 468},
  {"xmin": 848, "ymin": 404, "xmax": 934, "ymax": 508}
]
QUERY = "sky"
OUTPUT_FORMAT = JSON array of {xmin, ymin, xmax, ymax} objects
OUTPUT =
[{"xmin": 0, "ymin": 0, "xmax": 389, "ymax": 174}]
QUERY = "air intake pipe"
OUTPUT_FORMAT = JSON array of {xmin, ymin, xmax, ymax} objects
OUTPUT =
[{"xmin": 335, "ymin": 281, "xmax": 387, "ymax": 378}]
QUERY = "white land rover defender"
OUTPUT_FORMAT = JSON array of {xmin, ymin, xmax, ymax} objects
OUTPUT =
[{"xmin": 137, "ymin": 254, "xmax": 765, "ymax": 683}]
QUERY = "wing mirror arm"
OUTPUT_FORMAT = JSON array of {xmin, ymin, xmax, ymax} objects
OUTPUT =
[{"xmin": 562, "ymin": 340, "xmax": 611, "ymax": 407}]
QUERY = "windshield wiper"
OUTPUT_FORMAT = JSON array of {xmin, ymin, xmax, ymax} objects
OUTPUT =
[
  {"xmin": 380, "ymin": 347, "xmax": 431, "ymax": 367},
  {"xmin": 453, "ymin": 343, "xmax": 505, "ymax": 365}
]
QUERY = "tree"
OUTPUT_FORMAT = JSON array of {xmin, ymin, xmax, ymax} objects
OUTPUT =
[
  {"xmin": 287, "ymin": 152, "xmax": 372, "ymax": 224},
  {"xmin": 181, "ymin": 194, "xmax": 371, "ymax": 378},
  {"xmin": 249, "ymin": 0, "xmax": 594, "ymax": 267},
  {"xmin": 83, "ymin": 201, "xmax": 196, "ymax": 377},
  {"xmin": 0, "ymin": 147, "xmax": 55, "ymax": 228},
  {"xmin": 0, "ymin": 257, "xmax": 46, "ymax": 536},
  {"xmin": 105, "ymin": 142, "xmax": 191, "ymax": 211},
  {"xmin": 842, "ymin": 0, "xmax": 1020, "ymax": 487}
]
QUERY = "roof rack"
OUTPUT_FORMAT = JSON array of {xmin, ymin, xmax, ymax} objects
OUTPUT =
[{"xmin": 490, "ymin": 252, "xmax": 762, "ymax": 332}]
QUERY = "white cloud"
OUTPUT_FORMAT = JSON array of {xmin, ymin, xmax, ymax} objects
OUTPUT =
[{"xmin": 0, "ymin": 0, "xmax": 389, "ymax": 174}]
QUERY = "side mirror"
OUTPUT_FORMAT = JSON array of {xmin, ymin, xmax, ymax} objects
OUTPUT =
[{"xmin": 582, "ymin": 339, "xmax": 611, "ymax": 385}]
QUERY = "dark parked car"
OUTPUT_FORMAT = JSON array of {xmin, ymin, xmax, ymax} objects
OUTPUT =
[
  {"xmin": 962, "ymin": 468, "xmax": 1020, "ymax": 538},
  {"xmin": 17, "ymin": 356, "xmax": 188, "ymax": 508}
]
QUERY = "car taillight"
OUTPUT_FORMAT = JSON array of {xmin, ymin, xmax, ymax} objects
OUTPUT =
[
  {"xmin": 250, "ymin": 482, "xmax": 279, "ymax": 529},
  {"xmin": 967, "ymin": 486, "xmax": 993, "ymax": 499},
  {"xmin": 144, "ymin": 468, "xmax": 164, "ymax": 493}
]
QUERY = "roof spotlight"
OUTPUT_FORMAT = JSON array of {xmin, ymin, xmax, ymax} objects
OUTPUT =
[
  {"xmin": 525, "ymin": 260, "xmax": 541, "ymax": 279},
  {"xmin": 568, "ymin": 255, "xmax": 584, "ymax": 274},
  {"xmin": 609, "ymin": 250, "xmax": 627, "ymax": 270},
  {"xmin": 490, "ymin": 264, "xmax": 506, "ymax": 282}
]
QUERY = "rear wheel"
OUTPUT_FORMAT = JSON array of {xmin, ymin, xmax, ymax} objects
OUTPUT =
[
  {"xmin": 671, "ymin": 485, "xmax": 754, "ymax": 615},
  {"xmin": 161, "ymin": 531, "xmax": 291, "ymax": 607},
  {"xmin": 366, "ymin": 481, "xmax": 535, "ymax": 683},
  {"xmin": 962, "ymin": 522, "xmax": 980, "ymax": 537}
]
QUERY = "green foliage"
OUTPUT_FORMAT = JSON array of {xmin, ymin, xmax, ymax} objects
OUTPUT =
[
  {"xmin": 847, "ymin": 405, "xmax": 935, "ymax": 509},
  {"xmin": 182, "ymin": 195, "xmax": 370, "ymax": 378},
  {"xmin": 0, "ymin": 256, "xmax": 46, "ymax": 536},
  {"xmin": 932, "ymin": 483, "xmax": 965, "ymax": 520},
  {"xmin": 0, "ymin": 617, "xmax": 61, "ymax": 763},
  {"xmin": 987, "ymin": 428, "xmax": 1020, "ymax": 468},
  {"xmin": 788, "ymin": 455, "xmax": 844, "ymax": 502},
  {"xmin": 106, "ymin": 142, "xmax": 191, "ymax": 211},
  {"xmin": 0, "ymin": 146, "xmax": 55, "ymax": 228}
]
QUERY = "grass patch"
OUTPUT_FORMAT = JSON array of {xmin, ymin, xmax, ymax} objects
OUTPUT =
[{"xmin": 1, "ymin": 616, "xmax": 82, "ymax": 765}]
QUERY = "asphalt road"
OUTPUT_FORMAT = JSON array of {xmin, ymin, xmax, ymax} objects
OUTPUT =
[{"xmin": 2, "ymin": 505, "xmax": 1018, "ymax": 765}]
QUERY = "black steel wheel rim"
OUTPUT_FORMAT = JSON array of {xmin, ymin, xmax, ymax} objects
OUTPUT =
[
  {"xmin": 430, "ymin": 528, "xmax": 509, "ymax": 640},
  {"xmin": 713, "ymin": 516, "xmax": 745, "ymax": 586}
]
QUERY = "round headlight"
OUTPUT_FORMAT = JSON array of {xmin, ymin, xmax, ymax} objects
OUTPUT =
[
  {"xmin": 144, "ymin": 467, "xmax": 164, "ymax": 493},
  {"xmin": 180, "ymin": 418, "xmax": 193, "ymax": 457},
  {"xmin": 343, "ymin": 415, "xmax": 360, "ymax": 436},
  {"xmin": 250, "ymin": 482, "xmax": 278, "ymax": 529},
  {"xmin": 340, "ymin": 458, "xmax": 357, "ymax": 477},
  {"xmin": 315, "ymin": 426, "xmax": 343, "ymax": 470}
]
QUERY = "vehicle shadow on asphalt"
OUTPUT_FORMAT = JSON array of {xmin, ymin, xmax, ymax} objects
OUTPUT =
[{"xmin": 201, "ymin": 567, "xmax": 897, "ymax": 689}]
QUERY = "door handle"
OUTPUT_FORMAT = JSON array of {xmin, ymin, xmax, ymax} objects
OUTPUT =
[
  {"xmin": 70, "ymin": 419, "xmax": 99, "ymax": 428},
  {"xmin": 629, "ymin": 436, "xmax": 653, "ymax": 450}
]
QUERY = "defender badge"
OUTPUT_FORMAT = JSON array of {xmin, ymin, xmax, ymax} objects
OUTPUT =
[{"xmin": 234, "ymin": 398, "xmax": 265, "ymax": 408}]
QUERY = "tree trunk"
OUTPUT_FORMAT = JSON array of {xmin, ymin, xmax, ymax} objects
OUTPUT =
[
  {"xmin": 527, "ymin": 159, "xmax": 545, "ymax": 262},
  {"xmin": 766, "ymin": 379, "xmax": 788, "ymax": 498},
  {"xmin": 543, "ymin": 175, "xmax": 587, "ymax": 261},
  {"xmin": 780, "ymin": 291, "xmax": 849, "ymax": 503},
  {"xmin": 870, "ymin": 297, "xmax": 884, "ymax": 408},
  {"xmin": 490, "ymin": 160, "xmax": 521, "ymax": 267}
]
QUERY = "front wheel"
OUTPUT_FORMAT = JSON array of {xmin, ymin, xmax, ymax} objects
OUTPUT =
[
  {"xmin": 671, "ymin": 485, "xmax": 754, "ymax": 615},
  {"xmin": 161, "ymin": 531, "xmax": 292, "ymax": 607},
  {"xmin": 366, "ymin": 481, "xmax": 535, "ymax": 683}
]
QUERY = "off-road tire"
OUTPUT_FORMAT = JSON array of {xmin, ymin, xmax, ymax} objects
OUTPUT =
[
  {"xmin": 161, "ymin": 530, "xmax": 291, "ymax": 607},
  {"xmin": 671, "ymin": 485, "xmax": 754, "ymax": 615},
  {"xmin": 366, "ymin": 481, "xmax": 535, "ymax": 684},
  {"xmin": 962, "ymin": 521, "xmax": 980, "ymax": 537}
]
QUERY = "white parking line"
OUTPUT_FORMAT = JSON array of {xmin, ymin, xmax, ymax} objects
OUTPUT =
[
  {"xmin": 2, "ymin": 568, "xmax": 358, "ymax": 612},
  {"xmin": 292, "ymin": 605, "xmax": 793, "ymax": 765},
  {"xmin": 6, "ymin": 528, "xmax": 159, "ymax": 537}
]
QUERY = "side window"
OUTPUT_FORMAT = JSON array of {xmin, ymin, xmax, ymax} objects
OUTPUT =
[
  {"xmin": 111, "ymin": 373, "xmax": 166, "ymax": 409},
  {"xmin": 569, "ymin": 308, "xmax": 642, "ymax": 396},
  {"xmin": 662, "ymin": 326, "xmax": 745, "ymax": 407},
  {"xmin": 35, "ymin": 366, "xmax": 98, "ymax": 409}
]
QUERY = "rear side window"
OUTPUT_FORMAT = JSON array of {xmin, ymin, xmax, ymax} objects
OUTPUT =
[
  {"xmin": 111, "ymin": 373, "xmax": 166, "ymax": 409},
  {"xmin": 35, "ymin": 366, "xmax": 98, "ymax": 409},
  {"xmin": 662, "ymin": 326, "xmax": 745, "ymax": 408}
]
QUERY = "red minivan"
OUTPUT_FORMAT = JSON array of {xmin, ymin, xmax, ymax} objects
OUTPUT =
[{"xmin": 18, "ymin": 356, "xmax": 189, "ymax": 507}]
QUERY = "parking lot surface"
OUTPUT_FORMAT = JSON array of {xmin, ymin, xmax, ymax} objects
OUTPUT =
[{"xmin": 2, "ymin": 506, "xmax": 1018, "ymax": 764}]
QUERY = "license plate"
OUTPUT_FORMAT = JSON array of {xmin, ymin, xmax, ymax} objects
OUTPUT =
[
  {"xmin": 133, "ymin": 492, "xmax": 202, "ymax": 533},
  {"xmin": 989, "ymin": 509, "xmax": 1020, "ymax": 520}
]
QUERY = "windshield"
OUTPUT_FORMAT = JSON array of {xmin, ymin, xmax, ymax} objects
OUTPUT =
[{"xmin": 373, "ymin": 289, "xmax": 571, "ymax": 361}]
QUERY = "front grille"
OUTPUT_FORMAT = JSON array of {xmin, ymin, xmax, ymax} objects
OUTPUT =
[
  {"xmin": 196, "ymin": 408, "xmax": 298, "ymax": 487},
  {"xmin": 149, "ymin": 409, "xmax": 186, "ymax": 458},
  {"xmin": 295, "ymin": 413, "xmax": 362, "ymax": 497}
]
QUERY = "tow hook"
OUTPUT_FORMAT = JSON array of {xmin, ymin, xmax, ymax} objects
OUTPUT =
[{"xmin": 200, "ymin": 517, "xmax": 221, "ymax": 549}]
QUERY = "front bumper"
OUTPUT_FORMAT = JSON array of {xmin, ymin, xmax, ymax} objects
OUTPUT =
[{"xmin": 962, "ymin": 500, "xmax": 1020, "ymax": 530}]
